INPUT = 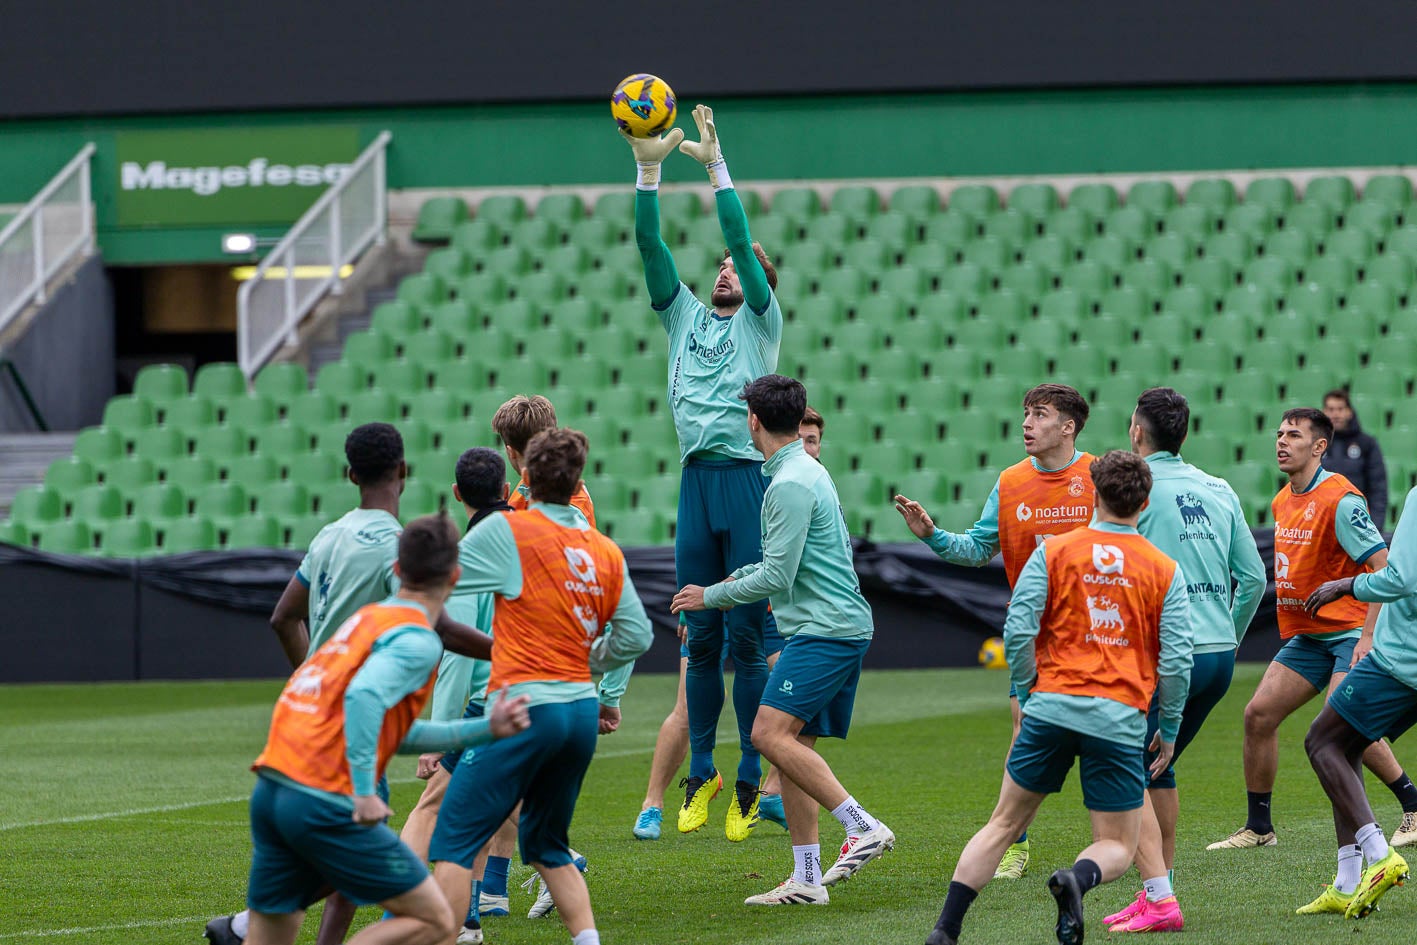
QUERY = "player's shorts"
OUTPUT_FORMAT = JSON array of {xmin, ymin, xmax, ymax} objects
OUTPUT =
[
  {"xmin": 1329, "ymin": 655, "xmax": 1417, "ymax": 744},
  {"xmin": 1275, "ymin": 632, "xmax": 1359, "ymax": 691},
  {"xmin": 430, "ymin": 697, "xmax": 598, "ymax": 869},
  {"xmin": 759, "ymin": 634, "xmax": 870, "ymax": 739},
  {"xmin": 1007, "ymin": 716, "xmax": 1145, "ymax": 812},
  {"xmin": 246, "ymin": 774, "xmax": 427, "ymax": 913},
  {"xmin": 1145, "ymin": 648, "xmax": 1236, "ymax": 789},
  {"xmin": 439, "ymin": 699, "xmax": 486, "ymax": 775}
]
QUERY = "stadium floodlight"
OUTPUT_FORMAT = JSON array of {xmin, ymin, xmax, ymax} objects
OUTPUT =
[{"xmin": 221, "ymin": 233, "xmax": 257, "ymax": 254}]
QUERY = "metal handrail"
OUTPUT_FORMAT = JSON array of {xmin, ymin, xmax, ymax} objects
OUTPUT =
[
  {"xmin": 0, "ymin": 358, "xmax": 49, "ymax": 431},
  {"xmin": 0, "ymin": 143, "xmax": 96, "ymax": 336},
  {"xmin": 237, "ymin": 131, "xmax": 392, "ymax": 379}
]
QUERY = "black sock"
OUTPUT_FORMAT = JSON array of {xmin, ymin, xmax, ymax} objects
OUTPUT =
[
  {"xmin": 935, "ymin": 881, "xmax": 979, "ymax": 940},
  {"xmin": 1386, "ymin": 772, "xmax": 1417, "ymax": 813},
  {"xmin": 1072, "ymin": 858, "xmax": 1103, "ymax": 894},
  {"xmin": 1246, "ymin": 791, "xmax": 1274, "ymax": 833}
]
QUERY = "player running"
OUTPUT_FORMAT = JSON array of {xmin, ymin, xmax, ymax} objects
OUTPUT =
[
  {"xmin": 895, "ymin": 383, "xmax": 1095, "ymax": 878},
  {"xmin": 623, "ymin": 104, "xmax": 783, "ymax": 841},
  {"xmin": 492, "ymin": 394, "xmax": 596, "ymax": 525},
  {"xmin": 673, "ymin": 376, "xmax": 890, "ymax": 905},
  {"xmin": 926, "ymin": 451, "xmax": 1193, "ymax": 945},
  {"xmin": 1299, "ymin": 483, "xmax": 1417, "ymax": 917},
  {"xmin": 429, "ymin": 429, "xmax": 652, "ymax": 945},
  {"xmin": 1207, "ymin": 407, "xmax": 1417, "ymax": 850},
  {"xmin": 1102, "ymin": 388, "xmax": 1267, "ymax": 932},
  {"xmin": 239, "ymin": 514, "xmax": 531, "ymax": 945}
]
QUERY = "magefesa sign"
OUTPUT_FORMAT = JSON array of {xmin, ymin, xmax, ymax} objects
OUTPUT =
[{"xmin": 114, "ymin": 127, "xmax": 361, "ymax": 226}]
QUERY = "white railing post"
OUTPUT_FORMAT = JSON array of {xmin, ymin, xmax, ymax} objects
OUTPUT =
[
  {"xmin": 237, "ymin": 131, "xmax": 392, "ymax": 379},
  {"xmin": 32, "ymin": 210, "xmax": 46, "ymax": 305}
]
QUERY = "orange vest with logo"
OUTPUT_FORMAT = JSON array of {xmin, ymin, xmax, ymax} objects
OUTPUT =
[
  {"xmin": 1032, "ymin": 528, "xmax": 1178, "ymax": 713},
  {"xmin": 509, "ymin": 480, "xmax": 597, "ymax": 529},
  {"xmin": 253, "ymin": 602, "xmax": 437, "ymax": 794},
  {"xmin": 997, "ymin": 453, "xmax": 1096, "ymax": 588},
  {"xmin": 1272, "ymin": 473, "xmax": 1371, "ymax": 639},
  {"xmin": 488, "ymin": 510, "xmax": 626, "ymax": 691}
]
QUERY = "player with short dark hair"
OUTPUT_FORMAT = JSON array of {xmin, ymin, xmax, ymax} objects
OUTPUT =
[
  {"xmin": 239, "ymin": 513, "xmax": 531, "ymax": 945},
  {"xmin": 799, "ymin": 406, "xmax": 824, "ymax": 460},
  {"xmin": 1207, "ymin": 408, "xmax": 1417, "ymax": 864},
  {"xmin": 1103, "ymin": 388, "xmax": 1267, "ymax": 932},
  {"xmin": 674, "ymin": 376, "xmax": 890, "ymax": 906},
  {"xmin": 894, "ymin": 383, "xmax": 1096, "ymax": 879},
  {"xmin": 623, "ymin": 104, "xmax": 784, "ymax": 841},
  {"xmin": 927, "ymin": 451, "xmax": 1194, "ymax": 945}
]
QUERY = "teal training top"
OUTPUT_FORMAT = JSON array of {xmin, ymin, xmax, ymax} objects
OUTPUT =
[
  {"xmin": 1289, "ymin": 467, "xmax": 1388, "ymax": 640},
  {"xmin": 1137, "ymin": 452, "xmax": 1267, "ymax": 654},
  {"xmin": 704, "ymin": 439, "xmax": 874, "ymax": 641},
  {"xmin": 454, "ymin": 503, "xmax": 652, "ymax": 707},
  {"xmin": 1005, "ymin": 522, "xmax": 1194, "ymax": 746},
  {"xmin": 1354, "ymin": 485, "xmax": 1417, "ymax": 690},
  {"xmin": 635, "ymin": 188, "xmax": 782, "ymax": 464},
  {"xmin": 295, "ymin": 507, "xmax": 401, "ymax": 656},
  {"xmin": 923, "ymin": 450, "xmax": 1085, "ymax": 569}
]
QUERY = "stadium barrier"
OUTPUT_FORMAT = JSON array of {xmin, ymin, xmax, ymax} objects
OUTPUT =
[
  {"xmin": 0, "ymin": 143, "xmax": 95, "ymax": 335},
  {"xmin": 0, "ymin": 536, "xmax": 1284, "ymax": 683}
]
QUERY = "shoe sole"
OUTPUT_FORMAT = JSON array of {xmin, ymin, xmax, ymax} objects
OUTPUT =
[
  {"xmin": 1347, "ymin": 869, "xmax": 1409, "ymax": 918},
  {"xmin": 822, "ymin": 833, "xmax": 895, "ymax": 887},
  {"xmin": 1048, "ymin": 871, "xmax": 1086, "ymax": 945}
]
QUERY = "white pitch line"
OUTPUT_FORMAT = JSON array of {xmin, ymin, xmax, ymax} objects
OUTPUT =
[
  {"xmin": 0, "ymin": 795, "xmax": 250, "ymax": 832},
  {"xmin": 0, "ymin": 914, "xmax": 212, "ymax": 939}
]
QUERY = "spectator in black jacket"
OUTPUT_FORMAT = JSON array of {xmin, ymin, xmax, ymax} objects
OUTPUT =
[{"xmin": 1322, "ymin": 388, "xmax": 1389, "ymax": 528}]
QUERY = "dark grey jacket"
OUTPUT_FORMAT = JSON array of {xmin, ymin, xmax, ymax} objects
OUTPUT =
[{"xmin": 1322, "ymin": 412, "xmax": 1389, "ymax": 529}]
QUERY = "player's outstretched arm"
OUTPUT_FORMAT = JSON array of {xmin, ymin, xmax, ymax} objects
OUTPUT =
[
  {"xmin": 343, "ymin": 628, "xmax": 445, "ymax": 797},
  {"xmin": 270, "ymin": 574, "xmax": 311, "ymax": 668},
  {"xmin": 432, "ymin": 612, "xmax": 493, "ymax": 660},
  {"xmin": 895, "ymin": 483, "xmax": 1002, "ymax": 568},
  {"xmin": 679, "ymin": 105, "xmax": 773, "ymax": 317},
  {"xmin": 400, "ymin": 689, "xmax": 532, "ymax": 753},
  {"xmin": 702, "ymin": 483, "xmax": 812, "ymax": 609},
  {"xmin": 624, "ymin": 128, "xmax": 684, "ymax": 311}
]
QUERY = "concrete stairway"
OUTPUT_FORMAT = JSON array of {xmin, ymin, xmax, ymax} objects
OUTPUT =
[{"xmin": 0, "ymin": 432, "xmax": 76, "ymax": 515}]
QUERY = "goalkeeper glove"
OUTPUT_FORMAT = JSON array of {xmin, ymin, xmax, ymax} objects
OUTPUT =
[
  {"xmin": 621, "ymin": 127, "xmax": 685, "ymax": 190},
  {"xmin": 678, "ymin": 104, "xmax": 732, "ymax": 191}
]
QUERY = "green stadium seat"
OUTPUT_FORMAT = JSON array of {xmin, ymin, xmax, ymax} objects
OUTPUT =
[
  {"xmin": 287, "ymin": 390, "xmax": 340, "ymax": 428},
  {"xmin": 1348, "ymin": 282, "xmax": 1399, "ymax": 327},
  {"xmin": 451, "ymin": 218, "xmax": 503, "ymax": 252},
  {"xmin": 1324, "ymin": 228, "xmax": 1374, "ymax": 265},
  {"xmin": 44, "ymin": 457, "xmax": 95, "ymax": 497},
  {"xmin": 10, "ymin": 485, "xmax": 63, "ymax": 525},
  {"xmin": 1388, "ymin": 224, "xmax": 1417, "ymax": 261},
  {"xmin": 253, "ymin": 362, "xmax": 309, "ymax": 407},
  {"xmin": 1305, "ymin": 175, "xmax": 1356, "ymax": 212},
  {"xmin": 133, "ymin": 364, "xmax": 188, "ymax": 403},
  {"xmin": 224, "ymin": 395, "xmax": 277, "ymax": 430},
  {"xmin": 831, "ymin": 185, "xmax": 879, "ymax": 224},
  {"xmin": 38, "ymin": 520, "xmax": 93, "ymax": 555},
  {"xmin": 1044, "ymin": 205, "xmax": 1098, "ymax": 244},
  {"xmin": 592, "ymin": 191, "xmax": 635, "ymax": 223},
  {"xmin": 517, "ymin": 271, "xmax": 567, "ymax": 307},
  {"xmin": 1160, "ymin": 203, "xmax": 1216, "ymax": 242},
  {"xmin": 862, "ymin": 212, "xmax": 916, "ymax": 254},
  {"xmin": 1243, "ymin": 337, "xmax": 1300, "ymax": 372},
  {"xmin": 161, "ymin": 397, "xmax": 216, "ymax": 431},
  {"xmin": 606, "ymin": 508, "xmax": 667, "ymax": 546},
  {"xmin": 253, "ymin": 480, "xmax": 313, "ymax": 519},
  {"xmin": 1128, "ymin": 180, "xmax": 1178, "ymax": 215},
  {"xmin": 852, "ymin": 238, "xmax": 893, "ymax": 275},
  {"xmin": 104, "ymin": 456, "xmax": 158, "ymax": 492},
  {"xmin": 543, "ymin": 244, "xmax": 591, "ymax": 278},
  {"xmin": 889, "ymin": 318, "xmax": 946, "ymax": 352},
  {"xmin": 315, "ymin": 362, "xmax": 369, "ymax": 398},
  {"xmin": 948, "ymin": 184, "xmax": 999, "ymax": 221},
  {"xmin": 1021, "ymin": 234, "xmax": 1075, "ymax": 275},
  {"xmin": 1260, "ymin": 228, "xmax": 1313, "ymax": 268},
  {"xmin": 998, "ymin": 262, "xmax": 1047, "ymax": 299},
  {"xmin": 588, "ymin": 385, "xmax": 653, "ymax": 419},
  {"xmin": 509, "ymin": 217, "xmax": 560, "ymax": 251},
  {"xmin": 1147, "ymin": 232, "xmax": 1197, "ymax": 270},
  {"xmin": 1284, "ymin": 202, "xmax": 1335, "ymax": 237},
  {"xmin": 1159, "ymin": 285, "xmax": 1212, "ymax": 322},
  {"xmin": 491, "ymin": 359, "xmax": 550, "ymax": 392},
  {"xmin": 401, "ymin": 330, "xmax": 459, "ymax": 366},
  {"xmin": 72, "ymin": 483, "xmax": 124, "ymax": 523},
  {"xmin": 659, "ymin": 191, "xmax": 703, "ymax": 225},
  {"xmin": 380, "ymin": 359, "xmax": 432, "ymax": 398},
  {"xmin": 634, "ymin": 476, "xmax": 679, "ymax": 511},
  {"xmin": 1098, "ymin": 286, "xmax": 1149, "ymax": 321},
  {"xmin": 888, "ymin": 184, "xmax": 940, "ymax": 222},
  {"xmin": 342, "ymin": 330, "xmax": 394, "ymax": 367},
  {"xmin": 289, "ymin": 450, "xmax": 344, "ymax": 489},
  {"xmin": 832, "ymin": 320, "xmax": 887, "ymax": 353},
  {"xmin": 226, "ymin": 453, "xmax": 280, "ymax": 487},
  {"xmin": 1068, "ymin": 183, "xmax": 1119, "ymax": 218},
  {"xmin": 284, "ymin": 513, "xmax": 328, "ymax": 549},
  {"xmin": 1202, "ymin": 230, "xmax": 1255, "ymax": 267},
  {"xmin": 785, "ymin": 240, "xmax": 830, "ymax": 273},
  {"xmin": 1104, "ymin": 206, "xmax": 1153, "ymax": 244},
  {"xmin": 922, "ymin": 212, "xmax": 978, "ymax": 252},
  {"xmin": 1037, "ymin": 288, "xmax": 1086, "ymax": 324},
  {"xmin": 73, "ymin": 426, "xmax": 124, "ymax": 466},
  {"xmin": 578, "ymin": 268, "xmax": 634, "ymax": 302},
  {"xmin": 396, "ymin": 272, "xmax": 449, "ymax": 311},
  {"xmin": 412, "ymin": 197, "xmax": 469, "ymax": 243},
  {"xmin": 1122, "ymin": 258, "xmax": 1173, "ymax": 298},
  {"xmin": 160, "ymin": 516, "xmax": 219, "ymax": 554},
  {"xmin": 1246, "ymin": 177, "xmax": 1296, "ymax": 214},
  {"xmin": 102, "ymin": 395, "xmax": 156, "ymax": 433},
  {"xmin": 1242, "ymin": 256, "xmax": 1295, "ymax": 293},
  {"xmin": 1304, "ymin": 256, "xmax": 1355, "ymax": 292},
  {"xmin": 457, "ymin": 271, "xmax": 510, "ymax": 307},
  {"xmin": 960, "ymin": 238, "xmax": 1010, "ymax": 273},
  {"xmin": 1186, "ymin": 178, "xmax": 1237, "ymax": 212},
  {"xmin": 1343, "ymin": 201, "xmax": 1396, "ymax": 239},
  {"xmin": 226, "ymin": 514, "xmax": 282, "ymax": 550},
  {"xmin": 193, "ymin": 481, "xmax": 249, "ymax": 524},
  {"xmin": 553, "ymin": 359, "xmax": 611, "ymax": 392},
  {"xmin": 165, "ymin": 455, "xmax": 218, "ymax": 494},
  {"xmin": 192, "ymin": 362, "xmax": 247, "ymax": 405},
  {"xmin": 1220, "ymin": 372, "xmax": 1280, "ymax": 403},
  {"xmin": 1285, "ymin": 284, "xmax": 1336, "ymax": 329},
  {"xmin": 1084, "ymin": 234, "xmax": 1135, "ymax": 270},
  {"xmin": 1364, "ymin": 174, "xmax": 1413, "ymax": 208},
  {"xmin": 535, "ymin": 193, "xmax": 585, "ymax": 227},
  {"xmin": 1008, "ymin": 182, "xmax": 1060, "ymax": 221},
  {"xmin": 1219, "ymin": 203, "xmax": 1272, "ymax": 240},
  {"xmin": 425, "ymin": 247, "xmax": 473, "ymax": 283},
  {"xmin": 475, "ymin": 195, "xmax": 526, "ymax": 228},
  {"xmin": 818, "ymin": 266, "xmax": 868, "ymax": 303},
  {"xmin": 101, "ymin": 518, "xmax": 157, "ymax": 557},
  {"xmin": 982, "ymin": 208, "xmax": 1032, "ymax": 247},
  {"xmin": 343, "ymin": 388, "xmax": 400, "ymax": 424},
  {"xmin": 1221, "ymin": 284, "xmax": 1278, "ymax": 320},
  {"xmin": 132, "ymin": 482, "xmax": 187, "ymax": 520},
  {"xmin": 805, "ymin": 212, "xmax": 853, "ymax": 248},
  {"xmin": 404, "ymin": 389, "xmax": 467, "ymax": 426},
  {"xmin": 772, "ymin": 187, "xmax": 822, "ymax": 224},
  {"xmin": 1137, "ymin": 315, "xmax": 1192, "ymax": 347},
  {"xmin": 191, "ymin": 425, "xmax": 251, "ymax": 461},
  {"xmin": 1060, "ymin": 260, "xmax": 1114, "ymax": 297}
]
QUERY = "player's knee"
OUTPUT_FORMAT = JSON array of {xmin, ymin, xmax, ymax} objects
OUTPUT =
[
  {"xmin": 1242, "ymin": 698, "xmax": 1279, "ymax": 736},
  {"xmin": 750, "ymin": 716, "xmax": 780, "ymax": 755}
]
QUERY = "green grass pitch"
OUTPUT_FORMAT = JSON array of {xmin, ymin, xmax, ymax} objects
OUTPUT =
[{"xmin": 1, "ymin": 665, "xmax": 1413, "ymax": 944}]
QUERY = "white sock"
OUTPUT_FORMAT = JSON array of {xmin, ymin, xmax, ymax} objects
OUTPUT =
[
  {"xmin": 1142, "ymin": 875, "xmax": 1173, "ymax": 902},
  {"xmin": 230, "ymin": 911, "xmax": 249, "ymax": 938},
  {"xmin": 830, "ymin": 796, "xmax": 879, "ymax": 835},
  {"xmin": 1336, "ymin": 844, "xmax": 1363, "ymax": 894},
  {"xmin": 572, "ymin": 929, "xmax": 601, "ymax": 945},
  {"xmin": 793, "ymin": 844, "xmax": 822, "ymax": 886},
  {"xmin": 1356, "ymin": 822, "xmax": 1390, "ymax": 864}
]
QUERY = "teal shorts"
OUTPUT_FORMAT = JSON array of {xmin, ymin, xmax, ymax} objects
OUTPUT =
[
  {"xmin": 246, "ymin": 775, "xmax": 427, "ymax": 914},
  {"xmin": 1330, "ymin": 656, "xmax": 1417, "ymax": 744},
  {"xmin": 429, "ymin": 698, "xmax": 598, "ymax": 869},
  {"xmin": 439, "ymin": 699, "xmax": 485, "ymax": 775},
  {"xmin": 1275, "ymin": 634, "xmax": 1358, "ymax": 691},
  {"xmin": 759, "ymin": 634, "xmax": 870, "ymax": 739},
  {"xmin": 1007, "ymin": 716, "xmax": 1145, "ymax": 812}
]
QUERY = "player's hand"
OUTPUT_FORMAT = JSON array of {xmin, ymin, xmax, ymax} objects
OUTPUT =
[
  {"xmin": 352, "ymin": 794, "xmax": 393, "ymax": 826},
  {"xmin": 678, "ymin": 105, "xmax": 723, "ymax": 165},
  {"xmin": 598, "ymin": 704, "xmax": 622, "ymax": 734},
  {"xmin": 1352, "ymin": 634, "xmax": 1374, "ymax": 667},
  {"xmin": 415, "ymin": 753, "xmax": 442, "ymax": 780},
  {"xmin": 1304, "ymin": 577, "xmax": 1356, "ymax": 617},
  {"xmin": 620, "ymin": 126, "xmax": 685, "ymax": 164},
  {"xmin": 893, "ymin": 495, "xmax": 936, "ymax": 539},
  {"xmin": 1147, "ymin": 733, "xmax": 1175, "ymax": 781},
  {"xmin": 671, "ymin": 584, "xmax": 709, "ymax": 614},
  {"xmin": 488, "ymin": 689, "xmax": 532, "ymax": 739}
]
